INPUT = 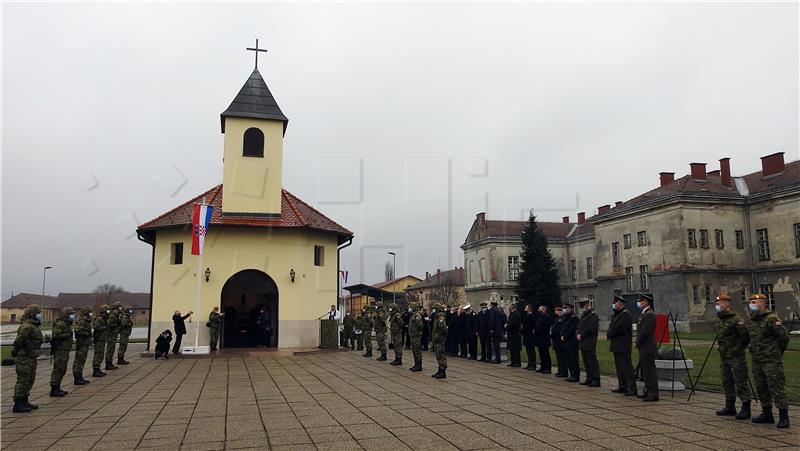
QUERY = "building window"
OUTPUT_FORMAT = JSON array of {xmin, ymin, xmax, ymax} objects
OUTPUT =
[
  {"xmin": 612, "ymin": 242, "xmax": 620, "ymax": 267},
  {"xmin": 735, "ymin": 230, "xmax": 744, "ymax": 249},
  {"xmin": 692, "ymin": 284, "xmax": 701, "ymax": 304},
  {"xmin": 511, "ymin": 295, "xmax": 519, "ymax": 305},
  {"xmin": 243, "ymin": 127, "xmax": 265, "ymax": 157},
  {"xmin": 625, "ymin": 267, "xmax": 634, "ymax": 292},
  {"xmin": 756, "ymin": 229, "xmax": 770, "ymax": 261},
  {"xmin": 740, "ymin": 285, "xmax": 747, "ymax": 302},
  {"xmin": 170, "ymin": 242, "xmax": 183, "ymax": 265},
  {"xmin": 715, "ymin": 230, "xmax": 724, "ymax": 249},
  {"xmin": 468, "ymin": 260, "xmax": 475, "ymax": 284},
  {"xmin": 479, "ymin": 258, "xmax": 486, "ymax": 282},
  {"xmin": 10, "ymin": 313, "xmax": 16, "ymax": 323},
  {"xmin": 760, "ymin": 284, "xmax": 774, "ymax": 310},
  {"xmin": 704, "ymin": 284, "xmax": 712, "ymax": 303},
  {"xmin": 688, "ymin": 229, "xmax": 697, "ymax": 248},
  {"xmin": 639, "ymin": 265, "xmax": 649, "ymax": 291},
  {"xmin": 572, "ymin": 295, "xmax": 578, "ymax": 302},
  {"xmin": 700, "ymin": 229, "xmax": 709, "ymax": 249},
  {"xmin": 314, "ymin": 245, "xmax": 324, "ymax": 266},
  {"xmin": 623, "ymin": 234, "xmax": 632, "ymax": 249},
  {"xmin": 613, "ymin": 288, "xmax": 623, "ymax": 297},
  {"xmin": 508, "ymin": 256, "xmax": 519, "ymax": 282},
  {"xmin": 570, "ymin": 259, "xmax": 577, "ymax": 282},
  {"xmin": 795, "ymin": 223, "xmax": 800, "ymax": 257},
  {"xmin": 637, "ymin": 231, "xmax": 648, "ymax": 247},
  {"xmin": 586, "ymin": 257, "xmax": 593, "ymax": 280}
]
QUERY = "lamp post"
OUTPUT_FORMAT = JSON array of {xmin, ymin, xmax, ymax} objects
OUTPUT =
[
  {"xmin": 42, "ymin": 266, "xmax": 53, "ymax": 296},
  {"xmin": 387, "ymin": 252, "xmax": 396, "ymax": 305}
]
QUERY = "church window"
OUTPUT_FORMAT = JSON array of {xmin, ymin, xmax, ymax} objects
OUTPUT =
[
  {"xmin": 243, "ymin": 127, "xmax": 265, "ymax": 157},
  {"xmin": 170, "ymin": 243, "xmax": 183, "ymax": 265},
  {"xmin": 314, "ymin": 245, "xmax": 325, "ymax": 266}
]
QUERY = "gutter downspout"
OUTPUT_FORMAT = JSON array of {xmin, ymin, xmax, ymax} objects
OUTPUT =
[
  {"xmin": 744, "ymin": 197, "xmax": 756, "ymax": 296},
  {"xmin": 337, "ymin": 236, "xmax": 354, "ymax": 313},
  {"xmin": 137, "ymin": 231, "xmax": 156, "ymax": 351}
]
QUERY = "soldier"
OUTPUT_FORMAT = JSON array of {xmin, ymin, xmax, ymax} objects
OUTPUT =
[
  {"xmin": 354, "ymin": 310, "xmax": 364, "ymax": 351},
  {"xmin": 487, "ymin": 301, "xmax": 505, "ymax": 363},
  {"xmin": 389, "ymin": 303, "xmax": 404, "ymax": 366},
  {"xmin": 748, "ymin": 293, "xmax": 790, "ymax": 428},
  {"xmin": 636, "ymin": 294, "xmax": 659, "ymax": 402},
  {"xmin": 117, "ymin": 305, "xmax": 133, "ymax": 365},
  {"xmin": 533, "ymin": 305, "xmax": 553, "ymax": 373},
  {"xmin": 506, "ymin": 303, "xmax": 522, "ymax": 367},
  {"xmin": 342, "ymin": 311, "xmax": 355, "ymax": 350},
  {"xmin": 11, "ymin": 305, "xmax": 44, "ymax": 413},
  {"xmin": 92, "ymin": 304, "xmax": 110, "ymax": 377},
  {"xmin": 577, "ymin": 299, "xmax": 600, "ymax": 387},
  {"xmin": 551, "ymin": 306, "xmax": 566, "ymax": 377},
  {"xmin": 105, "ymin": 302, "xmax": 121, "ymax": 371},
  {"xmin": 402, "ymin": 305, "xmax": 412, "ymax": 350},
  {"xmin": 374, "ymin": 303, "xmax": 388, "ymax": 361},
  {"xmin": 409, "ymin": 302, "xmax": 424, "ymax": 371},
  {"xmin": 561, "ymin": 304, "xmax": 580, "ymax": 382},
  {"xmin": 446, "ymin": 306, "xmax": 458, "ymax": 356},
  {"xmin": 49, "ymin": 307, "xmax": 76, "ymax": 397},
  {"xmin": 607, "ymin": 296, "xmax": 636, "ymax": 396},
  {"xmin": 477, "ymin": 302, "xmax": 491, "ymax": 362},
  {"xmin": 361, "ymin": 306, "xmax": 374, "ymax": 358},
  {"xmin": 431, "ymin": 303, "xmax": 448, "ymax": 379},
  {"xmin": 467, "ymin": 306, "xmax": 479, "ymax": 360},
  {"xmin": 72, "ymin": 306, "xmax": 93, "ymax": 385},
  {"xmin": 208, "ymin": 306, "xmax": 223, "ymax": 351},
  {"xmin": 421, "ymin": 307, "xmax": 431, "ymax": 352},
  {"xmin": 522, "ymin": 304, "xmax": 537, "ymax": 370},
  {"xmin": 713, "ymin": 294, "xmax": 752, "ymax": 419}
]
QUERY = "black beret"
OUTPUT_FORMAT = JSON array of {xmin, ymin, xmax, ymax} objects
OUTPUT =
[
  {"xmin": 479, "ymin": 302, "xmax": 488, "ymax": 307},
  {"xmin": 613, "ymin": 295, "xmax": 626, "ymax": 303},
  {"xmin": 563, "ymin": 303, "xmax": 574, "ymax": 308},
  {"xmin": 490, "ymin": 301, "xmax": 499, "ymax": 306}
]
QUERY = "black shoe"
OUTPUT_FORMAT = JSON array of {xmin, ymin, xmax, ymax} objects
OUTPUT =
[
  {"xmin": 117, "ymin": 359, "xmax": 130, "ymax": 365},
  {"xmin": 777, "ymin": 409, "xmax": 789, "ymax": 429},
  {"xmin": 431, "ymin": 369, "xmax": 441, "ymax": 378},
  {"xmin": 752, "ymin": 408, "xmax": 775, "ymax": 424},
  {"xmin": 376, "ymin": 354, "xmax": 387, "ymax": 361},
  {"xmin": 433, "ymin": 369, "xmax": 446, "ymax": 379},
  {"xmin": 12, "ymin": 399, "xmax": 31, "ymax": 413},
  {"xmin": 716, "ymin": 400, "xmax": 737, "ymax": 416},
  {"xmin": 554, "ymin": 372, "xmax": 566, "ymax": 377},
  {"xmin": 50, "ymin": 385, "xmax": 68, "ymax": 397},
  {"xmin": 540, "ymin": 369, "xmax": 551, "ymax": 374},
  {"xmin": 611, "ymin": 387, "xmax": 626, "ymax": 393},
  {"xmin": 164, "ymin": 354, "xmax": 169, "ymax": 360},
  {"xmin": 736, "ymin": 401, "xmax": 751, "ymax": 420},
  {"xmin": 74, "ymin": 375, "xmax": 90, "ymax": 385},
  {"xmin": 491, "ymin": 360, "xmax": 501, "ymax": 364},
  {"xmin": 390, "ymin": 359, "xmax": 402, "ymax": 366},
  {"xmin": 525, "ymin": 366, "xmax": 536, "ymax": 370},
  {"xmin": 637, "ymin": 392, "xmax": 648, "ymax": 399},
  {"xmin": 580, "ymin": 380, "xmax": 591, "ymax": 386},
  {"xmin": 105, "ymin": 363, "xmax": 118, "ymax": 371},
  {"xmin": 23, "ymin": 397, "xmax": 38, "ymax": 409},
  {"xmin": 625, "ymin": 390, "xmax": 638, "ymax": 397},
  {"xmin": 92, "ymin": 368, "xmax": 106, "ymax": 378},
  {"xmin": 589, "ymin": 381, "xmax": 601, "ymax": 387},
  {"xmin": 566, "ymin": 377, "xmax": 579, "ymax": 383},
  {"xmin": 409, "ymin": 365, "xmax": 422, "ymax": 372},
  {"xmin": 643, "ymin": 395, "xmax": 659, "ymax": 402}
]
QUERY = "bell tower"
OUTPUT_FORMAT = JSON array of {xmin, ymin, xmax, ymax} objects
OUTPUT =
[{"xmin": 220, "ymin": 41, "xmax": 288, "ymax": 216}]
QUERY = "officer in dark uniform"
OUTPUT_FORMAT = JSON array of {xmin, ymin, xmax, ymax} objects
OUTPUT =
[
  {"xmin": 636, "ymin": 294, "xmax": 659, "ymax": 402},
  {"xmin": 421, "ymin": 307, "xmax": 431, "ymax": 351},
  {"xmin": 577, "ymin": 299, "xmax": 600, "ymax": 387},
  {"xmin": 560, "ymin": 304, "xmax": 580, "ymax": 382},
  {"xmin": 521, "ymin": 304, "xmax": 537, "ymax": 370},
  {"xmin": 446, "ymin": 307, "xmax": 458, "ymax": 356},
  {"xmin": 505, "ymin": 303, "xmax": 522, "ymax": 367},
  {"xmin": 456, "ymin": 307, "xmax": 468, "ymax": 358},
  {"xmin": 477, "ymin": 302, "xmax": 491, "ymax": 361},
  {"xmin": 607, "ymin": 295, "xmax": 636, "ymax": 395},
  {"xmin": 487, "ymin": 301, "xmax": 505, "ymax": 363},
  {"xmin": 466, "ymin": 306, "xmax": 479, "ymax": 360},
  {"xmin": 533, "ymin": 305, "xmax": 553, "ymax": 373},
  {"xmin": 551, "ymin": 306, "xmax": 566, "ymax": 376}
]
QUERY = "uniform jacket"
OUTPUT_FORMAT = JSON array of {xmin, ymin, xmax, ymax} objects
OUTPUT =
[
  {"xmin": 119, "ymin": 312, "xmax": 133, "ymax": 336},
  {"xmin": 487, "ymin": 306, "xmax": 506, "ymax": 337},
  {"xmin": 409, "ymin": 310, "xmax": 423, "ymax": 337},
  {"xmin": 74, "ymin": 313, "xmax": 93, "ymax": 341},
  {"xmin": 576, "ymin": 309, "xmax": 599, "ymax": 351},
  {"xmin": 477, "ymin": 310, "xmax": 490, "ymax": 336},
  {"xmin": 636, "ymin": 308, "xmax": 657, "ymax": 355},
  {"xmin": 432, "ymin": 311, "xmax": 448, "ymax": 343},
  {"xmin": 208, "ymin": 311, "xmax": 222, "ymax": 329},
  {"xmin": 402, "ymin": 310, "xmax": 412, "ymax": 333},
  {"xmin": 506, "ymin": 310, "xmax": 522, "ymax": 337},
  {"xmin": 92, "ymin": 314, "xmax": 109, "ymax": 342},
  {"xmin": 51, "ymin": 313, "xmax": 74, "ymax": 354},
  {"xmin": 342, "ymin": 314, "xmax": 355, "ymax": 333},
  {"xmin": 455, "ymin": 312, "xmax": 468, "ymax": 340},
  {"xmin": 606, "ymin": 308, "xmax": 632, "ymax": 354},
  {"xmin": 533, "ymin": 314, "xmax": 553, "ymax": 347},
  {"xmin": 560, "ymin": 314, "xmax": 578, "ymax": 348},
  {"xmin": 172, "ymin": 313, "xmax": 191, "ymax": 335},
  {"xmin": 13, "ymin": 310, "xmax": 44, "ymax": 358},
  {"xmin": 373, "ymin": 311, "xmax": 387, "ymax": 333},
  {"xmin": 716, "ymin": 310, "xmax": 749, "ymax": 359},
  {"xmin": 361, "ymin": 313, "xmax": 373, "ymax": 333},
  {"xmin": 468, "ymin": 312, "xmax": 479, "ymax": 338},
  {"xmin": 389, "ymin": 311, "xmax": 404, "ymax": 336},
  {"xmin": 108, "ymin": 311, "xmax": 122, "ymax": 335},
  {"xmin": 550, "ymin": 316, "xmax": 564, "ymax": 348},
  {"xmin": 749, "ymin": 309, "xmax": 789, "ymax": 363},
  {"xmin": 522, "ymin": 312, "xmax": 537, "ymax": 347}
]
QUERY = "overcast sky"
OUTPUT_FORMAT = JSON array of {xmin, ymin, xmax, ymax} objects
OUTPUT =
[{"xmin": 2, "ymin": 2, "xmax": 798, "ymax": 298}]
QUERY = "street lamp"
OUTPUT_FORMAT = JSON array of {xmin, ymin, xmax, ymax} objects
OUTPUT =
[
  {"xmin": 387, "ymin": 252, "xmax": 396, "ymax": 305},
  {"xmin": 42, "ymin": 266, "xmax": 53, "ymax": 296}
]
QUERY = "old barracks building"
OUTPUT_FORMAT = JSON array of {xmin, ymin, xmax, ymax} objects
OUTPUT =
[{"xmin": 463, "ymin": 152, "xmax": 800, "ymax": 329}]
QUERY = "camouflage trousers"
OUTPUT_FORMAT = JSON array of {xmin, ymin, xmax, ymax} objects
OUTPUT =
[
  {"xmin": 92, "ymin": 338, "xmax": 106, "ymax": 369},
  {"xmin": 73, "ymin": 338, "xmax": 91, "ymax": 376},
  {"xmin": 105, "ymin": 332, "xmax": 118, "ymax": 364},
  {"xmin": 356, "ymin": 333, "xmax": 364, "ymax": 350},
  {"xmin": 752, "ymin": 360, "xmax": 788, "ymax": 409},
  {"xmin": 364, "ymin": 332, "xmax": 372, "ymax": 353},
  {"xmin": 410, "ymin": 333, "xmax": 422, "ymax": 364},
  {"xmin": 434, "ymin": 340, "xmax": 447, "ymax": 369},
  {"xmin": 210, "ymin": 327, "xmax": 220, "ymax": 350},
  {"xmin": 392, "ymin": 331, "xmax": 403, "ymax": 360},
  {"xmin": 14, "ymin": 356, "xmax": 37, "ymax": 400},
  {"xmin": 720, "ymin": 353, "xmax": 750, "ymax": 402},
  {"xmin": 376, "ymin": 332, "xmax": 387, "ymax": 355},
  {"xmin": 50, "ymin": 350, "xmax": 70, "ymax": 385},
  {"xmin": 118, "ymin": 333, "xmax": 131, "ymax": 360}
]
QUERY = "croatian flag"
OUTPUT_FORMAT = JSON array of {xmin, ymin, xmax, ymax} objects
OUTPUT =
[{"xmin": 191, "ymin": 204, "xmax": 213, "ymax": 256}]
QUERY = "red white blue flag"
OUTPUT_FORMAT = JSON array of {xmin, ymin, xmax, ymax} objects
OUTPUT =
[
  {"xmin": 191, "ymin": 204, "xmax": 213, "ymax": 256},
  {"xmin": 339, "ymin": 270, "xmax": 349, "ymax": 284}
]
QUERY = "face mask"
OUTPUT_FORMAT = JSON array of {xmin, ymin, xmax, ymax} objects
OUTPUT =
[
  {"xmin": 714, "ymin": 304, "xmax": 722, "ymax": 313},
  {"xmin": 106, "ymin": 309, "xmax": 111, "ymax": 314},
  {"xmin": 69, "ymin": 314, "xmax": 76, "ymax": 320},
  {"xmin": 431, "ymin": 309, "xmax": 436, "ymax": 313},
  {"xmin": 481, "ymin": 308, "xmax": 487, "ymax": 312},
  {"xmin": 34, "ymin": 313, "xmax": 43, "ymax": 321},
  {"xmin": 408, "ymin": 308, "xmax": 412, "ymax": 312},
  {"xmin": 129, "ymin": 310, "xmax": 133, "ymax": 314},
  {"xmin": 563, "ymin": 308, "xmax": 570, "ymax": 315},
  {"xmin": 89, "ymin": 312, "xmax": 94, "ymax": 317},
  {"xmin": 388, "ymin": 309, "xmax": 393, "ymax": 313},
  {"xmin": 636, "ymin": 301, "xmax": 642, "ymax": 310},
  {"xmin": 749, "ymin": 303, "xmax": 758, "ymax": 312}
]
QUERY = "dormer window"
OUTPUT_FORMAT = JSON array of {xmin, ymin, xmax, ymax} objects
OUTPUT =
[{"xmin": 243, "ymin": 127, "xmax": 264, "ymax": 157}]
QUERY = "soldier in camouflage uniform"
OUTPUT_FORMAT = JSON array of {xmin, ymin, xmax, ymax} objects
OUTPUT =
[
  {"xmin": 208, "ymin": 306, "xmax": 223, "ymax": 351},
  {"xmin": 117, "ymin": 305, "xmax": 133, "ymax": 365},
  {"xmin": 714, "ymin": 294, "xmax": 751, "ymax": 419},
  {"xmin": 105, "ymin": 302, "xmax": 122, "ymax": 370},
  {"xmin": 49, "ymin": 307, "xmax": 76, "ymax": 397},
  {"xmin": 748, "ymin": 293, "xmax": 790, "ymax": 428},
  {"xmin": 431, "ymin": 303, "xmax": 448, "ymax": 379},
  {"xmin": 342, "ymin": 312, "xmax": 355, "ymax": 350},
  {"xmin": 389, "ymin": 303, "xmax": 404, "ymax": 366},
  {"xmin": 72, "ymin": 306, "xmax": 93, "ymax": 385},
  {"xmin": 408, "ymin": 302, "xmax": 423, "ymax": 372},
  {"xmin": 374, "ymin": 303, "xmax": 388, "ymax": 361},
  {"xmin": 361, "ymin": 306, "xmax": 374, "ymax": 358},
  {"xmin": 11, "ymin": 305, "xmax": 44, "ymax": 413},
  {"xmin": 92, "ymin": 304, "xmax": 110, "ymax": 377}
]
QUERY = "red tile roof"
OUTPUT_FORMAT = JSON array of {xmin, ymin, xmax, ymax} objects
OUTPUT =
[
  {"xmin": 1, "ymin": 293, "xmax": 58, "ymax": 308},
  {"xmin": 407, "ymin": 268, "xmax": 465, "ymax": 290},
  {"xmin": 138, "ymin": 185, "xmax": 353, "ymax": 239}
]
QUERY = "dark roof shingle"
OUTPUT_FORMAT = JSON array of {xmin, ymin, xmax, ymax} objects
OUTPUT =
[{"xmin": 221, "ymin": 68, "xmax": 288, "ymax": 133}]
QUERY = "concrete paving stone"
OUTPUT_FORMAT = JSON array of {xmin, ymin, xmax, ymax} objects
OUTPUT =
[
  {"xmin": 270, "ymin": 445, "xmax": 317, "ymax": 451},
  {"xmin": 440, "ymin": 409, "xmax": 489, "ymax": 423},
  {"xmin": 225, "ymin": 438, "xmax": 270, "ymax": 449},
  {"xmin": 655, "ymin": 443, "xmax": 712, "ymax": 451},
  {"xmin": 692, "ymin": 439, "xmax": 754, "ymax": 450},
  {"xmin": 428, "ymin": 424, "xmax": 500, "ymax": 450},
  {"xmin": 344, "ymin": 423, "xmax": 393, "ymax": 440},
  {"xmin": 91, "ymin": 439, "xmax": 142, "ymax": 450},
  {"xmin": 178, "ymin": 441, "xmax": 224, "ymax": 451},
  {"xmin": 43, "ymin": 435, "xmax": 100, "ymax": 450},
  {"xmin": 306, "ymin": 425, "xmax": 353, "ymax": 443},
  {"xmin": 627, "ymin": 434, "xmax": 687, "ymax": 446},
  {"xmin": 590, "ymin": 437, "xmax": 651, "ymax": 450},
  {"xmin": 1, "ymin": 436, "xmax": 59, "ymax": 449},
  {"xmin": 358, "ymin": 436, "xmax": 413, "ymax": 450},
  {"xmin": 267, "ymin": 428, "xmax": 313, "ymax": 445},
  {"xmin": 182, "ymin": 427, "xmax": 226, "ymax": 443},
  {"xmin": 553, "ymin": 440, "xmax": 607, "ymax": 451},
  {"xmin": 315, "ymin": 439, "xmax": 364, "ymax": 450}
]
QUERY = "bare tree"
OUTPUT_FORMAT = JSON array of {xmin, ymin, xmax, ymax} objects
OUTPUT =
[
  {"xmin": 385, "ymin": 261, "xmax": 395, "ymax": 281},
  {"xmin": 431, "ymin": 272, "xmax": 462, "ymax": 307},
  {"xmin": 94, "ymin": 283, "xmax": 126, "ymax": 308}
]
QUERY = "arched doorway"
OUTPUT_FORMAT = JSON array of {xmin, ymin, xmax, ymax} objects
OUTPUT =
[{"xmin": 220, "ymin": 269, "xmax": 278, "ymax": 348}]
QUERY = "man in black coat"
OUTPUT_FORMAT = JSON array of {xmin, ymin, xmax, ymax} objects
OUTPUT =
[
  {"xmin": 636, "ymin": 294, "xmax": 659, "ymax": 402},
  {"xmin": 505, "ymin": 304, "xmax": 522, "ymax": 367},
  {"xmin": 421, "ymin": 308, "xmax": 431, "ymax": 351},
  {"xmin": 402, "ymin": 307, "xmax": 412, "ymax": 349},
  {"xmin": 551, "ymin": 306, "xmax": 566, "ymax": 376},
  {"xmin": 577, "ymin": 299, "xmax": 600, "ymax": 387},
  {"xmin": 607, "ymin": 295, "xmax": 636, "ymax": 396},
  {"xmin": 171, "ymin": 310, "xmax": 193, "ymax": 355},
  {"xmin": 466, "ymin": 307, "xmax": 479, "ymax": 360},
  {"xmin": 477, "ymin": 303, "xmax": 491, "ymax": 362},
  {"xmin": 446, "ymin": 307, "xmax": 458, "ymax": 355},
  {"xmin": 487, "ymin": 301, "xmax": 505, "ymax": 363},
  {"xmin": 456, "ymin": 308, "xmax": 469, "ymax": 358},
  {"xmin": 534, "ymin": 305, "xmax": 553, "ymax": 373},
  {"xmin": 521, "ymin": 304, "xmax": 537, "ymax": 370},
  {"xmin": 560, "ymin": 304, "xmax": 580, "ymax": 382}
]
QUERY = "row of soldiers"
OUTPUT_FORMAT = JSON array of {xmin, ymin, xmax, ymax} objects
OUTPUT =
[{"xmin": 11, "ymin": 302, "xmax": 134, "ymax": 413}]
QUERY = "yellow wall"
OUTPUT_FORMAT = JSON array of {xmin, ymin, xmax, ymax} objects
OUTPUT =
[
  {"xmin": 150, "ymin": 226, "xmax": 339, "ymax": 349},
  {"xmin": 1, "ymin": 307, "xmax": 26, "ymax": 324},
  {"xmin": 221, "ymin": 117, "xmax": 284, "ymax": 215}
]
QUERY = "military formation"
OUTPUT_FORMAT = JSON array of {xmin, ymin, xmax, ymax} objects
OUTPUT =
[
  {"xmin": 344, "ymin": 291, "xmax": 791, "ymax": 429},
  {"xmin": 11, "ymin": 302, "xmax": 134, "ymax": 413}
]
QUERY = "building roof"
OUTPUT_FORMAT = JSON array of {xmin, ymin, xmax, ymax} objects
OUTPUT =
[
  {"xmin": 372, "ymin": 275, "xmax": 423, "ymax": 290},
  {"xmin": 407, "ymin": 267, "xmax": 465, "ymax": 290},
  {"xmin": 221, "ymin": 68, "xmax": 288, "ymax": 134},
  {"xmin": 55, "ymin": 292, "xmax": 150, "ymax": 309},
  {"xmin": 463, "ymin": 216, "xmax": 576, "ymax": 246},
  {"xmin": 137, "ymin": 185, "xmax": 353, "ymax": 242},
  {"xmin": 1, "ymin": 293, "xmax": 58, "ymax": 308}
]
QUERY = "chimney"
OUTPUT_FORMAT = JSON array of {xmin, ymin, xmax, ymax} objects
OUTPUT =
[
  {"xmin": 476, "ymin": 212, "xmax": 486, "ymax": 225},
  {"xmin": 659, "ymin": 172, "xmax": 675, "ymax": 187},
  {"xmin": 719, "ymin": 157, "xmax": 732, "ymax": 188},
  {"xmin": 598, "ymin": 204, "xmax": 611, "ymax": 215},
  {"xmin": 760, "ymin": 152, "xmax": 785, "ymax": 177},
  {"xmin": 577, "ymin": 212, "xmax": 586, "ymax": 225},
  {"xmin": 690, "ymin": 163, "xmax": 707, "ymax": 181},
  {"xmin": 562, "ymin": 216, "xmax": 569, "ymax": 223},
  {"xmin": 615, "ymin": 201, "xmax": 623, "ymax": 207},
  {"xmin": 425, "ymin": 271, "xmax": 430, "ymax": 279}
]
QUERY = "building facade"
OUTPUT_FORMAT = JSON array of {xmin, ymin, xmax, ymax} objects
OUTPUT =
[{"xmin": 406, "ymin": 268, "xmax": 465, "ymax": 309}]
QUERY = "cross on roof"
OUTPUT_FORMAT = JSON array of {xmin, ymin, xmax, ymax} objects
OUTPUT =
[{"xmin": 246, "ymin": 38, "xmax": 268, "ymax": 69}]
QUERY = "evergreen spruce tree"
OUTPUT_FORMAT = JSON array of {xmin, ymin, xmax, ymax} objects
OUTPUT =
[{"xmin": 514, "ymin": 214, "xmax": 561, "ymax": 312}]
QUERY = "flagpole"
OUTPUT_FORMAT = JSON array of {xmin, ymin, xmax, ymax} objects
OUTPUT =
[{"xmin": 195, "ymin": 250, "xmax": 203, "ymax": 348}]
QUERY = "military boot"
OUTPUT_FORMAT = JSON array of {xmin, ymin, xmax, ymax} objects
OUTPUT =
[
  {"xmin": 74, "ymin": 374, "xmax": 90, "ymax": 385},
  {"xmin": 376, "ymin": 353, "xmax": 387, "ymax": 361},
  {"xmin": 431, "ymin": 368, "xmax": 441, "ymax": 378},
  {"xmin": 105, "ymin": 362, "xmax": 118, "ymax": 371},
  {"xmin": 50, "ymin": 385, "xmax": 68, "ymax": 397},
  {"xmin": 92, "ymin": 368, "xmax": 106, "ymax": 378},
  {"xmin": 12, "ymin": 399, "xmax": 31, "ymax": 413},
  {"xmin": 716, "ymin": 399, "xmax": 737, "ymax": 416},
  {"xmin": 409, "ymin": 359, "xmax": 422, "ymax": 372},
  {"xmin": 23, "ymin": 397, "xmax": 38, "ymax": 409},
  {"xmin": 362, "ymin": 350, "xmax": 371, "ymax": 358},
  {"xmin": 433, "ymin": 368, "xmax": 446, "ymax": 379},
  {"xmin": 752, "ymin": 406, "xmax": 775, "ymax": 424},
  {"xmin": 735, "ymin": 401, "xmax": 751, "ymax": 420},
  {"xmin": 117, "ymin": 358, "xmax": 130, "ymax": 365},
  {"xmin": 390, "ymin": 358, "xmax": 402, "ymax": 366},
  {"xmin": 777, "ymin": 409, "xmax": 789, "ymax": 429}
]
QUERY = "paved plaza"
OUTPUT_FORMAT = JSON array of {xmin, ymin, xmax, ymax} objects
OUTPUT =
[{"xmin": 1, "ymin": 345, "xmax": 798, "ymax": 450}]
